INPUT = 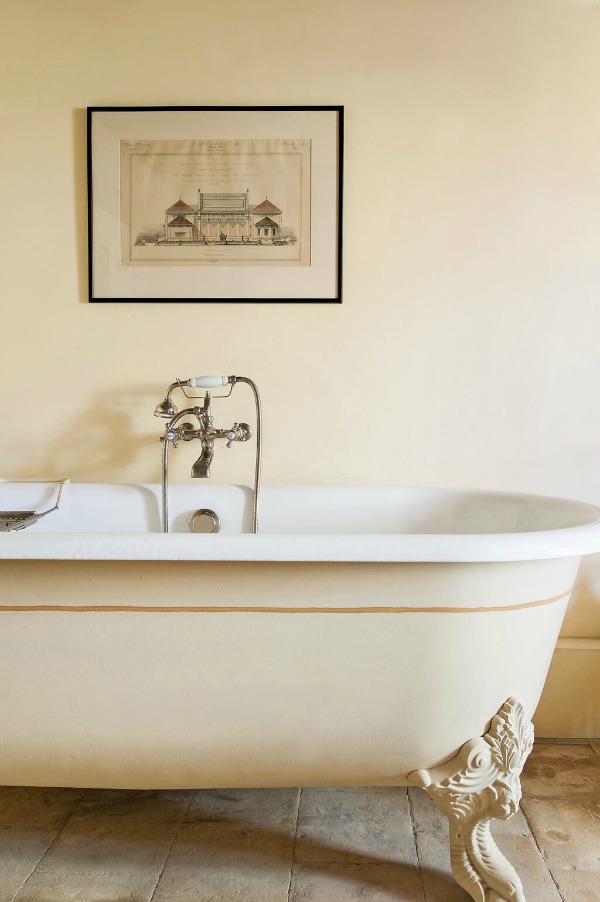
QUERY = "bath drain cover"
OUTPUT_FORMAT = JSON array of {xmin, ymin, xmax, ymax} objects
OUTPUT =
[{"xmin": 189, "ymin": 509, "xmax": 220, "ymax": 534}]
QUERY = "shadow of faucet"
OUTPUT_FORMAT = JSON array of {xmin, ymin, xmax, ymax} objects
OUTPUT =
[{"xmin": 20, "ymin": 384, "xmax": 166, "ymax": 480}]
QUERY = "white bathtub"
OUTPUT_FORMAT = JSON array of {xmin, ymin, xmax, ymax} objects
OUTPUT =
[{"xmin": 2, "ymin": 482, "xmax": 599, "ymax": 901}]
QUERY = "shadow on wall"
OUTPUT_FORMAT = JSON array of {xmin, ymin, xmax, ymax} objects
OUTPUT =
[
  {"xmin": 73, "ymin": 107, "xmax": 89, "ymax": 305},
  {"xmin": 21, "ymin": 385, "xmax": 160, "ymax": 481}
]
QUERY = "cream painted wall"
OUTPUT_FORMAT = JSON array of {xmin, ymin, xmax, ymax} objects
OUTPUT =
[{"xmin": 1, "ymin": 0, "xmax": 600, "ymax": 733}]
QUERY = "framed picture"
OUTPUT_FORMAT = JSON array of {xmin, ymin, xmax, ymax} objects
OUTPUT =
[{"xmin": 87, "ymin": 106, "xmax": 343, "ymax": 303}]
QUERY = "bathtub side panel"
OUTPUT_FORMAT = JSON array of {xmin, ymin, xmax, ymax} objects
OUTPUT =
[{"xmin": 0, "ymin": 558, "xmax": 578, "ymax": 788}]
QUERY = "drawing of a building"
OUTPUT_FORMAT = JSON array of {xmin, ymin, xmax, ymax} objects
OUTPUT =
[
  {"xmin": 163, "ymin": 191, "xmax": 284, "ymax": 244},
  {"xmin": 250, "ymin": 198, "xmax": 282, "ymax": 242},
  {"xmin": 164, "ymin": 198, "xmax": 197, "ymax": 242}
]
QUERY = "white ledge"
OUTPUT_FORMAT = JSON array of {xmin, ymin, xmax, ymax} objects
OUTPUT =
[{"xmin": 3, "ymin": 526, "xmax": 600, "ymax": 563}]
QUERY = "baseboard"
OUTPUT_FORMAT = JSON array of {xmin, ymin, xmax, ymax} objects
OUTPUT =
[{"xmin": 533, "ymin": 638, "xmax": 600, "ymax": 738}]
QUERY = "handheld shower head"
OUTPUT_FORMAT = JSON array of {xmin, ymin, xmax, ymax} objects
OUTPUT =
[
  {"xmin": 154, "ymin": 398, "xmax": 178, "ymax": 418},
  {"xmin": 154, "ymin": 377, "xmax": 230, "ymax": 419},
  {"xmin": 154, "ymin": 380, "xmax": 189, "ymax": 418}
]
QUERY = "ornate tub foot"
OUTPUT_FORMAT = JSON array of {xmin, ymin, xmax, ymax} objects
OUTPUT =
[{"xmin": 408, "ymin": 698, "xmax": 534, "ymax": 902}]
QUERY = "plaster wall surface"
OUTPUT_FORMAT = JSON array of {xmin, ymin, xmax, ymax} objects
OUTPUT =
[{"xmin": 1, "ymin": 0, "xmax": 599, "ymax": 734}]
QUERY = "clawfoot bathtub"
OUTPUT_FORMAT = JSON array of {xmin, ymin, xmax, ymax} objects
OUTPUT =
[{"xmin": 1, "ymin": 482, "xmax": 600, "ymax": 901}]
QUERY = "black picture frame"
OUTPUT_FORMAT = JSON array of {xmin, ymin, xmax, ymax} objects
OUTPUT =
[{"xmin": 87, "ymin": 105, "xmax": 343, "ymax": 303}]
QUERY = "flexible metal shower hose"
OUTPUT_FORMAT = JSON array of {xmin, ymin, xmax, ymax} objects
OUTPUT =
[{"xmin": 234, "ymin": 376, "xmax": 262, "ymax": 534}]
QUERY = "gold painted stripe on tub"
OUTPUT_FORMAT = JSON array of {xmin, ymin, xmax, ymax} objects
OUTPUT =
[{"xmin": 0, "ymin": 590, "xmax": 572, "ymax": 614}]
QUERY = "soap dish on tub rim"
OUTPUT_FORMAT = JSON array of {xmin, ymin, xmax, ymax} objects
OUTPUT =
[{"xmin": 0, "ymin": 478, "xmax": 70, "ymax": 532}]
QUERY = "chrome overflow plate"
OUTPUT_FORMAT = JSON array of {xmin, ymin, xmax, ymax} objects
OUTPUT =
[{"xmin": 188, "ymin": 509, "xmax": 221, "ymax": 534}]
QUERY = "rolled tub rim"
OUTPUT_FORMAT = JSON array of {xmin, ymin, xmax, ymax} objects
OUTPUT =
[{"xmin": 2, "ymin": 524, "xmax": 600, "ymax": 562}]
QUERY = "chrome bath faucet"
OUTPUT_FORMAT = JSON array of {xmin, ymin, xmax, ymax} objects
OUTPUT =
[{"xmin": 154, "ymin": 376, "xmax": 262, "ymax": 534}]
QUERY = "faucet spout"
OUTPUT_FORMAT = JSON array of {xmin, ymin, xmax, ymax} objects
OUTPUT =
[{"xmin": 191, "ymin": 438, "xmax": 214, "ymax": 478}]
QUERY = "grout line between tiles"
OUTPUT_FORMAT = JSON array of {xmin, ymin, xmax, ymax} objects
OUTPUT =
[
  {"xmin": 148, "ymin": 790, "xmax": 195, "ymax": 902},
  {"xmin": 519, "ymin": 799, "xmax": 566, "ymax": 902},
  {"xmin": 535, "ymin": 737, "xmax": 593, "ymax": 746},
  {"xmin": 9, "ymin": 789, "xmax": 92, "ymax": 902},
  {"xmin": 286, "ymin": 786, "xmax": 303, "ymax": 902},
  {"xmin": 406, "ymin": 787, "xmax": 427, "ymax": 902}
]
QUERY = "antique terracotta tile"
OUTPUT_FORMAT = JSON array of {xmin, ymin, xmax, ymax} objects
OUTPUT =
[
  {"xmin": 551, "ymin": 867, "xmax": 600, "ymax": 902},
  {"xmin": 521, "ymin": 743, "xmax": 600, "ymax": 799},
  {"xmin": 0, "ymin": 786, "xmax": 83, "ymax": 830},
  {"xmin": 0, "ymin": 827, "xmax": 68, "ymax": 902},
  {"xmin": 522, "ymin": 797, "xmax": 600, "ymax": 870},
  {"xmin": 152, "ymin": 820, "xmax": 294, "ymax": 902},
  {"xmin": 0, "ymin": 787, "xmax": 84, "ymax": 902},
  {"xmin": 289, "ymin": 862, "xmax": 425, "ymax": 901},
  {"xmin": 295, "ymin": 787, "xmax": 417, "ymax": 865},
  {"xmin": 12, "ymin": 789, "xmax": 190, "ymax": 902},
  {"xmin": 186, "ymin": 786, "xmax": 300, "ymax": 827}
]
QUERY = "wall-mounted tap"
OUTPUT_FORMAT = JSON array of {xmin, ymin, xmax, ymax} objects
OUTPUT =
[
  {"xmin": 154, "ymin": 376, "xmax": 261, "ymax": 534},
  {"xmin": 160, "ymin": 393, "xmax": 251, "ymax": 477}
]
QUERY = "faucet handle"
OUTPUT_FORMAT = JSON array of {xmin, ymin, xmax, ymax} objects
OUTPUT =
[
  {"xmin": 189, "ymin": 375, "xmax": 231, "ymax": 388},
  {"xmin": 226, "ymin": 423, "xmax": 252, "ymax": 447}
]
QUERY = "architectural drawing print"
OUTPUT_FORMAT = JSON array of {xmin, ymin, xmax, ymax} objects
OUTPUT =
[
  {"xmin": 163, "ymin": 192, "xmax": 288, "ymax": 245},
  {"xmin": 120, "ymin": 138, "xmax": 311, "ymax": 267}
]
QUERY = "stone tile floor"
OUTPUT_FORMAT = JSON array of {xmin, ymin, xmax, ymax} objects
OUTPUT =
[{"xmin": 0, "ymin": 740, "xmax": 598, "ymax": 901}]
